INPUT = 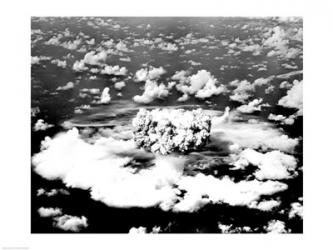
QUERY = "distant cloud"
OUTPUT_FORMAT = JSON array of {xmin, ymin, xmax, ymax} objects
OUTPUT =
[
  {"xmin": 80, "ymin": 88, "xmax": 100, "ymax": 95},
  {"xmin": 31, "ymin": 56, "xmax": 51, "ymax": 65},
  {"xmin": 51, "ymin": 59, "xmax": 67, "ymax": 68},
  {"xmin": 56, "ymin": 82, "xmax": 74, "ymax": 91},
  {"xmin": 115, "ymin": 40, "xmax": 130, "ymax": 52},
  {"xmin": 61, "ymin": 38, "xmax": 82, "ymax": 50},
  {"xmin": 114, "ymin": 81, "xmax": 126, "ymax": 90},
  {"xmin": 45, "ymin": 34, "xmax": 62, "ymax": 46},
  {"xmin": 72, "ymin": 60, "xmax": 88, "ymax": 72},
  {"xmin": 83, "ymin": 51, "xmax": 107, "ymax": 65},
  {"xmin": 36, "ymin": 188, "xmax": 70, "ymax": 197},
  {"xmin": 263, "ymin": 26, "xmax": 302, "ymax": 59},
  {"xmin": 134, "ymin": 66, "xmax": 166, "ymax": 82},
  {"xmin": 101, "ymin": 65, "xmax": 128, "ymax": 76},
  {"xmin": 72, "ymin": 50, "xmax": 108, "ymax": 72},
  {"xmin": 157, "ymin": 42, "xmax": 178, "ymax": 52}
]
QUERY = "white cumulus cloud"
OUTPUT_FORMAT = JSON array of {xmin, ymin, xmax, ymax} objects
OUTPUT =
[
  {"xmin": 278, "ymin": 80, "xmax": 303, "ymax": 114},
  {"xmin": 34, "ymin": 119, "xmax": 54, "ymax": 131},
  {"xmin": 53, "ymin": 215, "xmax": 88, "ymax": 232},
  {"xmin": 232, "ymin": 148, "xmax": 298, "ymax": 180},
  {"xmin": 176, "ymin": 70, "xmax": 227, "ymax": 99},
  {"xmin": 38, "ymin": 207, "xmax": 62, "ymax": 217},
  {"xmin": 237, "ymin": 98, "xmax": 268, "ymax": 113},
  {"xmin": 134, "ymin": 66, "xmax": 166, "ymax": 82},
  {"xmin": 133, "ymin": 80, "xmax": 169, "ymax": 104}
]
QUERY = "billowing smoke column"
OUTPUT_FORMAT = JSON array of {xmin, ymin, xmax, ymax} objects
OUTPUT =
[{"xmin": 132, "ymin": 108, "xmax": 211, "ymax": 155}]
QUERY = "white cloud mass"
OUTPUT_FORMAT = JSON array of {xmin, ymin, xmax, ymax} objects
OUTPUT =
[{"xmin": 32, "ymin": 122, "xmax": 289, "ymax": 212}]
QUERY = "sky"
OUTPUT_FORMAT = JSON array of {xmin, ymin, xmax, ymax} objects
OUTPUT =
[{"xmin": 31, "ymin": 16, "xmax": 303, "ymax": 233}]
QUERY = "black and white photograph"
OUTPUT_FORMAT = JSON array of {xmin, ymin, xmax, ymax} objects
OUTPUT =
[
  {"xmin": 31, "ymin": 16, "xmax": 303, "ymax": 233},
  {"xmin": 2, "ymin": 0, "xmax": 333, "ymax": 248}
]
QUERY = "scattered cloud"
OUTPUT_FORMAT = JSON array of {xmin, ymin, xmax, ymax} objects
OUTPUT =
[
  {"xmin": 237, "ymin": 98, "xmax": 268, "ymax": 113},
  {"xmin": 218, "ymin": 223, "xmax": 252, "ymax": 233},
  {"xmin": 37, "ymin": 188, "xmax": 70, "ymax": 197},
  {"xmin": 53, "ymin": 215, "xmax": 88, "ymax": 232},
  {"xmin": 101, "ymin": 65, "xmax": 128, "ymax": 76},
  {"xmin": 56, "ymin": 82, "xmax": 74, "ymax": 91},
  {"xmin": 133, "ymin": 80, "xmax": 169, "ymax": 104},
  {"xmin": 265, "ymin": 220, "xmax": 289, "ymax": 233},
  {"xmin": 34, "ymin": 119, "xmax": 54, "ymax": 131},
  {"xmin": 229, "ymin": 80, "xmax": 255, "ymax": 103},
  {"xmin": 128, "ymin": 226, "xmax": 161, "ymax": 234},
  {"xmin": 134, "ymin": 66, "xmax": 166, "ymax": 82},
  {"xmin": 288, "ymin": 201, "xmax": 303, "ymax": 219},
  {"xmin": 51, "ymin": 59, "xmax": 67, "ymax": 68},
  {"xmin": 38, "ymin": 207, "xmax": 62, "ymax": 217},
  {"xmin": 268, "ymin": 113, "xmax": 296, "ymax": 125},
  {"xmin": 176, "ymin": 70, "xmax": 227, "ymax": 99},
  {"xmin": 82, "ymin": 51, "xmax": 107, "ymax": 65},
  {"xmin": 278, "ymin": 80, "xmax": 303, "ymax": 114},
  {"xmin": 114, "ymin": 81, "xmax": 126, "ymax": 90},
  {"xmin": 232, "ymin": 148, "xmax": 298, "ymax": 180},
  {"xmin": 99, "ymin": 87, "xmax": 111, "ymax": 104},
  {"xmin": 249, "ymin": 199, "xmax": 281, "ymax": 211}
]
